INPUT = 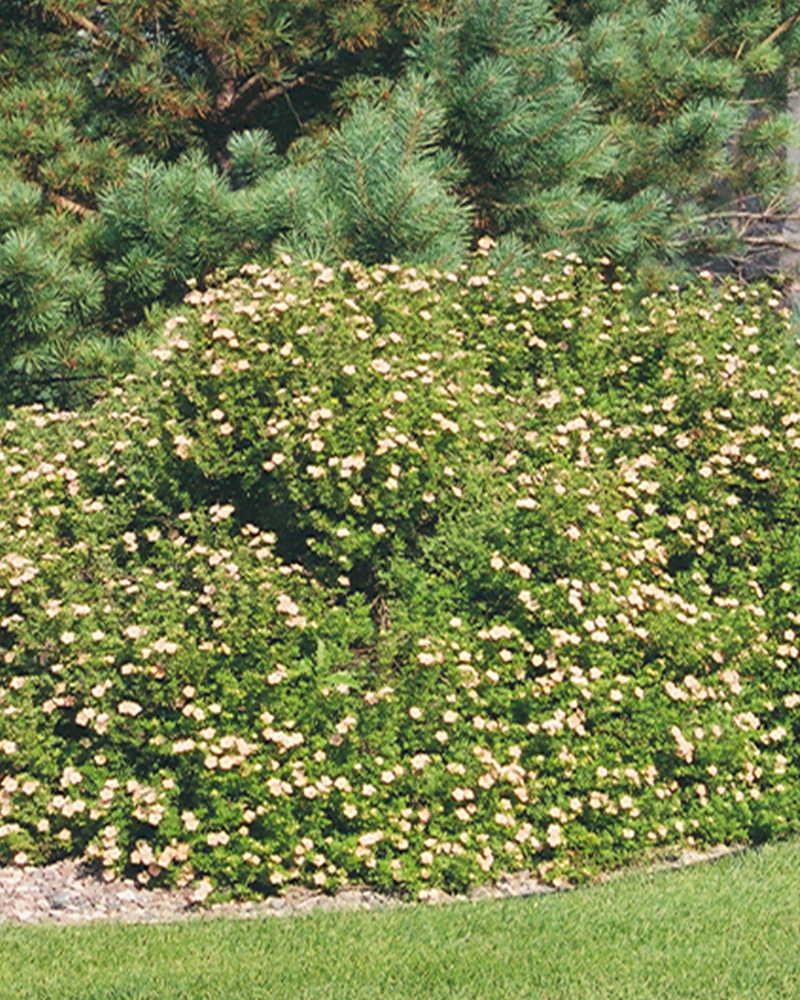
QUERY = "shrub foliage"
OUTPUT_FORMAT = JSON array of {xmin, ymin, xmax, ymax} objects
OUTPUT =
[{"xmin": 1, "ymin": 249, "xmax": 799, "ymax": 899}]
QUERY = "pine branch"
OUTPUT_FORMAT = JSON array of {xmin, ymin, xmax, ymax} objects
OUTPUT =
[
  {"xmin": 48, "ymin": 3, "xmax": 107, "ymax": 38},
  {"xmin": 759, "ymin": 12, "xmax": 800, "ymax": 51},
  {"xmin": 47, "ymin": 192, "xmax": 97, "ymax": 219},
  {"xmin": 217, "ymin": 73, "xmax": 263, "ymax": 113},
  {"xmin": 742, "ymin": 235, "xmax": 800, "ymax": 249},
  {"xmin": 688, "ymin": 202, "xmax": 797, "ymax": 224},
  {"xmin": 47, "ymin": 2, "xmax": 148, "ymax": 47},
  {"xmin": 1, "ymin": 372, "xmax": 108, "ymax": 384},
  {"xmin": 702, "ymin": 11, "xmax": 800, "ymax": 60},
  {"xmin": 263, "ymin": 75, "xmax": 310, "ymax": 102},
  {"xmin": 214, "ymin": 72, "xmax": 309, "ymax": 116},
  {"xmin": 708, "ymin": 211, "xmax": 800, "ymax": 222}
]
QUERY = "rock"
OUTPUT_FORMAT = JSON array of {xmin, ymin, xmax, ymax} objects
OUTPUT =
[
  {"xmin": 48, "ymin": 889, "xmax": 78, "ymax": 910},
  {"xmin": 467, "ymin": 885, "xmax": 493, "ymax": 902},
  {"xmin": 115, "ymin": 888, "xmax": 141, "ymax": 904}
]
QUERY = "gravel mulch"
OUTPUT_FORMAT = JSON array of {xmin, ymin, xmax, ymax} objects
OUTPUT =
[{"xmin": 0, "ymin": 844, "xmax": 742, "ymax": 927}]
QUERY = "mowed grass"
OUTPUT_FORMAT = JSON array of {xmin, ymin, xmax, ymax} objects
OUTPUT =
[{"xmin": 4, "ymin": 839, "xmax": 800, "ymax": 1000}]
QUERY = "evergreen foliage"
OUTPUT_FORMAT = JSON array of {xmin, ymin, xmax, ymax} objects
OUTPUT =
[
  {"xmin": 277, "ymin": 77, "xmax": 471, "ymax": 266},
  {"xmin": 94, "ymin": 152, "xmax": 238, "ymax": 317},
  {"xmin": 407, "ymin": 0, "xmax": 622, "ymax": 251},
  {"xmin": 0, "ymin": 228, "xmax": 103, "ymax": 367},
  {"xmin": 1, "ymin": 0, "xmax": 800, "ymax": 387},
  {"xmin": 227, "ymin": 130, "xmax": 282, "ymax": 188}
]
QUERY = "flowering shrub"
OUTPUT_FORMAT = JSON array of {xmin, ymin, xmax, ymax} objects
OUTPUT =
[{"xmin": 1, "ymin": 247, "xmax": 800, "ymax": 899}]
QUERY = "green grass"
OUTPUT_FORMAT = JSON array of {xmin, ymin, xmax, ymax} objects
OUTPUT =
[{"xmin": 4, "ymin": 839, "xmax": 800, "ymax": 1000}]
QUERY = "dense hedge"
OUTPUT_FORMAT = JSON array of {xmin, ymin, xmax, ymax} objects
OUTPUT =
[{"xmin": 1, "ymin": 247, "xmax": 800, "ymax": 900}]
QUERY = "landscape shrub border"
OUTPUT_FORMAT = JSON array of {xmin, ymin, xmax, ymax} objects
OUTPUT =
[{"xmin": 1, "ymin": 246, "xmax": 800, "ymax": 900}]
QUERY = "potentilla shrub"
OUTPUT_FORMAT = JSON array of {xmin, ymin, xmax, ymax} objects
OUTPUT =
[{"xmin": 1, "ymin": 247, "xmax": 799, "ymax": 899}]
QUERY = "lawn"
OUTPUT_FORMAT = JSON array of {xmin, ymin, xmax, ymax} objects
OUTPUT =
[{"xmin": 3, "ymin": 837, "xmax": 800, "ymax": 1000}]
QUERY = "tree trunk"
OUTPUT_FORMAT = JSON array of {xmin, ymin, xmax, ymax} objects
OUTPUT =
[{"xmin": 781, "ymin": 70, "xmax": 800, "ymax": 307}]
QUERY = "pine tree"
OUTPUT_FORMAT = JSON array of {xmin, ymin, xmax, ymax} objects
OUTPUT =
[
  {"xmin": 273, "ymin": 76, "xmax": 471, "ymax": 266},
  {"xmin": 2, "ymin": 0, "xmax": 800, "ymax": 391},
  {"xmin": 93, "ymin": 152, "xmax": 239, "ymax": 317},
  {"xmin": 0, "ymin": 0, "xmax": 455, "ymax": 384},
  {"xmin": 406, "ymin": 0, "xmax": 798, "ymax": 264},
  {"xmin": 0, "ymin": 228, "xmax": 102, "ymax": 368},
  {"xmin": 407, "ymin": 0, "xmax": 654, "ymax": 257},
  {"xmin": 570, "ymin": 0, "xmax": 799, "ymax": 268}
]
